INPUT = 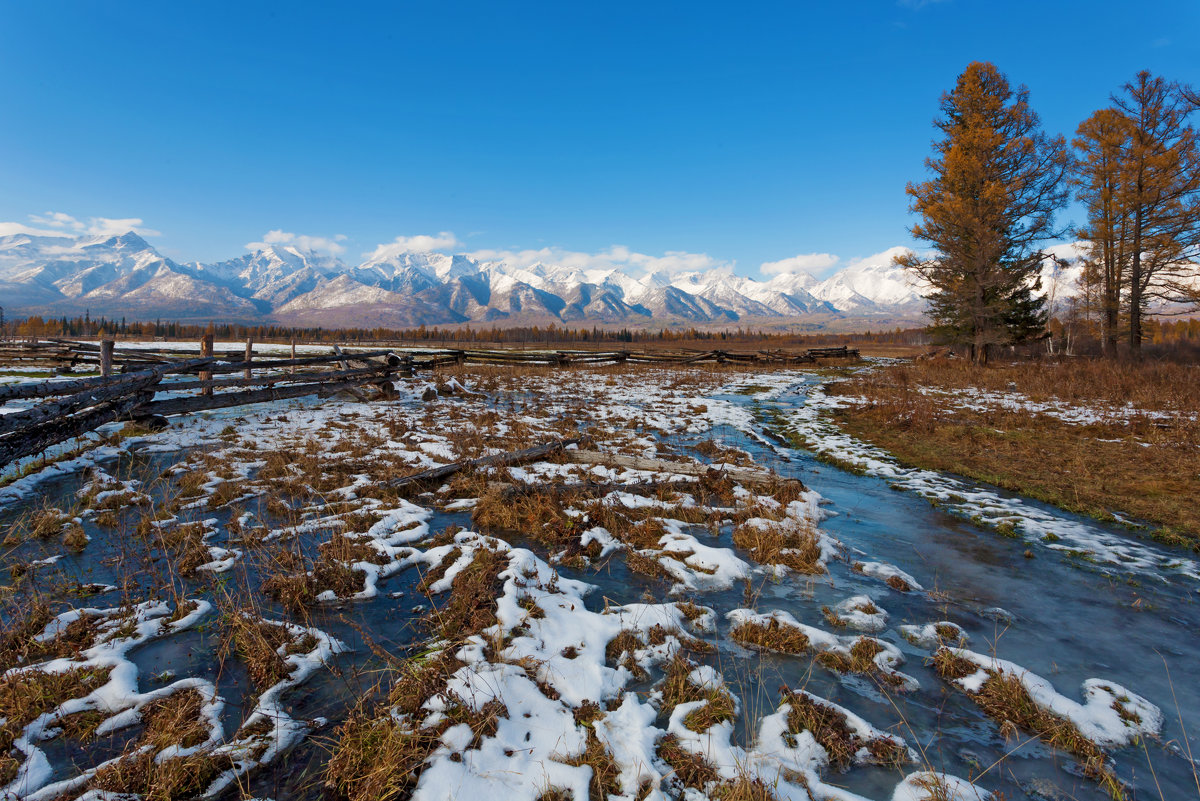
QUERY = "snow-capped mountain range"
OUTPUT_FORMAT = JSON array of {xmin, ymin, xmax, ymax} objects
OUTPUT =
[{"xmin": 0, "ymin": 230, "xmax": 939, "ymax": 328}]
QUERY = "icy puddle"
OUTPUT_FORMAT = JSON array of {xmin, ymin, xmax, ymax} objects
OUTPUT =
[{"xmin": 0, "ymin": 365, "xmax": 1196, "ymax": 801}]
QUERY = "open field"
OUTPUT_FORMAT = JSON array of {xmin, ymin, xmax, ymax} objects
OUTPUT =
[
  {"xmin": 0, "ymin": 357, "xmax": 1196, "ymax": 801},
  {"xmin": 818, "ymin": 358, "xmax": 1200, "ymax": 547}
]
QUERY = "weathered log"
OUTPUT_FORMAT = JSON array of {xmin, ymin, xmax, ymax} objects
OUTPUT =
[
  {"xmin": 386, "ymin": 438, "xmax": 579, "ymax": 489},
  {"xmin": 0, "ymin": 373, "xmax": 162, "ymax": 438},
  {"xmin": 0, "ymin": 391, "xmax": 152, "ymax": 467},
  {"xmin": 199, "ymin": 349, "xmax": 399, "ymax": 376},
  {"xmin": 562, "ymin": 449, "xmax": 803, "ymax": 489},
  {"xmin": 333, "ymin": 345, "xmax": 370, "ymax": 402},
  {"xmin": 163, "ymin": 364, "xmax": 393, "ymax": 392},
  {"xmin": 100, "ymin": 340, "xmax": 114, "ymax": 377},
  {"xmin": 133, "ymin": 377, "xmax": 385, "ymax": 417},
  {"xmin": 200, "ymin": 334, "xmax": 214, "ymax": 397},
  {"xmin": 499, "ymin": 479, "xmax": 698, "ymax": 500},
  {"xmin": 0, "ymin": 359, "xmax": 213, "ymax": 404}
]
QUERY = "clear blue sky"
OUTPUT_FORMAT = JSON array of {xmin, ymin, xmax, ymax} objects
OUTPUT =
[{"xmin": 1, "ymin": 0, "xmax": 1196, "ymax": 278}]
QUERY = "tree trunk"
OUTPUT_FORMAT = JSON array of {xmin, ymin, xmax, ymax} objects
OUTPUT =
[{"xmin": 1129, "ymin": 187, "xmax": 1145, "ymax": 356}]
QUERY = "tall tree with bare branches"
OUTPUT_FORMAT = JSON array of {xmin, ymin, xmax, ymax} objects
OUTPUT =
[
  {"xmin": 897, "ymin": 62, "xmax": 1069, "ymax": 364},
  {"xmin": 1073, "ymin": 108, "xmax": 1136, "ymax": 356},
  {"xmin": 1109, "ymin": 71, "xmax": 1200, "ymax": 353}
]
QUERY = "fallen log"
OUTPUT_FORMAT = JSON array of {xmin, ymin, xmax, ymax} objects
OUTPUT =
[
  {"xmin": 0, "ymin": 391, "xmax": 153, "ymax": 467},
  {"xmin": 498, "ymin": 479, "xmax": 699, "ymax": 500},
  {"xmin": 162, "ymin": 364, "xmax": 393, "ymax": 392},
  {"xmin": 333, "ymin": 345, "xmax": 370, "ymax": 402},
  {"xmin": 134, "ymin": 377, "xmax": 387, "ymax": 418},
  {"xmin": 199, "ymin": 349, "xmax": 399, "ymax": 376},
  {"xmin": 386, "ymin": 438, "xmax": 579, "ymax": 489},
  {"xmin": 563, "ymin": 449, "xmax": 804, "ymax": 489},
  {"xmin": 0, "ymin": 373, "xmax": 162, "ymax": 438},
  {"xmin": 0, "ymin": 359, "xmax": 213, "ymax": 404}
]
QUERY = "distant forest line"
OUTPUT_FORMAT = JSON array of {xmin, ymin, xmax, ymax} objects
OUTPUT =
[{"xmin": 2, "ymin": 312, "xmax": 1199, "ymax": 350}]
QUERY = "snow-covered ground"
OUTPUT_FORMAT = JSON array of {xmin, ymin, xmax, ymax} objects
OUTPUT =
[
  {"xmin": 784, "ymin": 380, "xmax": 1200, "ymax": 583},
  {"xmin": 0, "ymin": 362, "xmax": 1189, "ymax": 801}
]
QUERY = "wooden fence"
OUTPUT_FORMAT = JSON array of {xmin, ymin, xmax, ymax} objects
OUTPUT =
[{"xmin": 0, "ymin": 339, "xmax": 859, "ymax": 469}]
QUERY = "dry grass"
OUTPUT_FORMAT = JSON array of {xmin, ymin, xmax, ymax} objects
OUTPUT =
[
  {"xmin": 0, "ymin": 665, "xmax": 112, "ymax": 784},
  {"xmin": 62, "ymin": 524, "xmax": 88, "ymax": 551},
  {"xmin": 151, "ymin": 521, "xmax": 212, "ymax": 576},
  {"xmin": 472, "ymin": 482, "xmax": 716, "ymax": 570},
  {"xmin": 80, "ymin": 750, "xmax": 231, "ymax": 801},
  {"xmin": 814, "ymin": 637, "xmax": 908, "ymax": 690},
  {"xmin": 729, "ymin": 618, "xmax": 810, "ymax": 654},
  {"xmin": 558, "ymin": 727, "xmax": 622, "ymax": 801},
  {"xmin": 660, "ymin": 655, "xmax": 737, "ymax": 732},
  {"xmin": 325, "ymin": 543, "xmax": 512, "ymax": 801},
  {"xmin": 140, "ymin": 688, "xmax": 210, "ymax": 750},
  {"xmin": 261, "ymin": 539, "xmax": 371, "ymax": 610},
  {"xmin": 605, "ymin": 629, "xmax": 650, "ymax": 681},
  {"xmin": 221, "ymin": 613, "xmax": 307, "ymax": 692},
  {"xmin": 658, "ymin": 732, "xmax": 721, "ymax": 790},
  {"xmin": 694, "ymin": 439, "xmax": 753, "ymax": 466},
  {"xmin": 782, "ymin": 688, "xmax": 907, "ymax": 771},
  {"xmin": 325, "ymin": 703, "xmax": 445, "ymax": 801},
  {"xmin": 472, "ymin": 485, "xmax": 584, "ymax": 551},
  {"xmin": 932, "ymin": 647, "xmax": 1123, "ymax": 798},
  {"xmin": 422, "ymin": 547, "xmax": 506, "ymax": 642},
  {"xmin": 828, "ymin": 358, "xmax": 1200, "ymax": 544},
  {"xmin": 712, "ymin": 777, "xmax": 780, "ymax": 801},
  {"xmin": 731, "ymin": 518, "xmax": 824, "ymax": 574},
  {"xmin": 386, "ymin": 651, "xmax": 465, "ymax": 717},
  {"xmin": 0, "ymin": 602, "xmax": 103, "ymax": 673}
]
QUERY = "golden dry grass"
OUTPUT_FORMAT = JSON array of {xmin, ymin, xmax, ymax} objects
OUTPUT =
[
  {"xmin": 781, "ymin": 688, "xmax": 906, "ymax": 771},
  {"xmin": 0, "ymin": 665, "xmax": 112, "ymax": 785},
  {"xmin": 729, "ymin": 618, "xmax": 810, "ymax": 654},
  {"xmin": 80, "ymin": 750, "xmax": 231, "ymax": 801},
  {"xmin": 657, "ymin": 732, "xmax": 721, "ymax": 790},
  {"xmin": 932, "ymin": 647, "xmax": 1123, "ymax": 798},
  {"xmin": 828, "ymin": 358, "xmax": 1200, "ymax": 544},
  {"xmin": 731, "ymin": 518, "xmax": 823, "ymax": 574},
  {"xmin": 659, "ymin": 655, "xmax": 737, "ymax": 732}
]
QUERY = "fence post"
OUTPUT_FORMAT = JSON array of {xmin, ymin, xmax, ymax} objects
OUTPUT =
[
  {"xmin": 201, "ymin": 334, "xmax": 214, "ymax": 396},
  {"xmin": 100, "ymin": 339, "xmax": 114, "ymax": 378},
  {"xmin": 244, "ymin": 337, "xmax": 253, "ymax": 381},
  {"xmin": 291, "ymin": 339, "xmax": 296, "ymax": 375}
]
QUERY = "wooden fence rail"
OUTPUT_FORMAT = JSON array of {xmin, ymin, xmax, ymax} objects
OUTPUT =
[
  {"xmin": 0, "ymin": 342, "xmax": 404, "ymax": 468},
  {"xmin": 0, "ymin": 339, "xmax": 859, "ymax": 469}
]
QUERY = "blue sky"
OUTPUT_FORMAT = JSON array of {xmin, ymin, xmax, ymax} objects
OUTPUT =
[{"xmin": 1, "ymin": 1, "xmax": 1196, "ymax": 279}]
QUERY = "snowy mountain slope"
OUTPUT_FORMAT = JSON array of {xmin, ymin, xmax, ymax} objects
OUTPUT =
[
  {"xmin": 807, "ymin": 253, "xmax": 924, "ymax": 312},
  {"xmin": 273, "ymin": 274, "xmax": 464, "ymax": 327},
  {"xmin": 0, "ymin": 229, "xmax": 1023, "ymax": 327}
]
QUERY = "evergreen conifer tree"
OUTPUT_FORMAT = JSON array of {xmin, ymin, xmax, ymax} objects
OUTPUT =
[{"xmin": 897, "ymin": 62, "xmax": 1069, "ymax": 364}]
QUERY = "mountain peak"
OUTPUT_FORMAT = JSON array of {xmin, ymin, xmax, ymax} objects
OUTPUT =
[
  {"xmin": 89, "ymin": 231, "xmax": 152, "ymax": 250},
  {"xmin": 0, "ymin": 229, "xmax": 953, "ymax": 326}
]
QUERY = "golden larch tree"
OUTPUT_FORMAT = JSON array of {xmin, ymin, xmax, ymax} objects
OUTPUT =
[{"xmin": 897, "ymin": 62, "xmax": 1069, "ymax": 364}]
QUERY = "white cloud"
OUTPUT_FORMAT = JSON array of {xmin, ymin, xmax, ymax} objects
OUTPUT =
[
  {"xmin": 246, "ymin": 229, "xmax": 348, "ymax": 255},
  {"xmin": 364, "ymin": 232, "xmax": 462, "ymax": 261},
  {"xmin": 360, "ymin": 231, "xmax": 729, "ymax": 277},
  {"xmin": 842, "ymin": 246, "xmax": 913, "ymax": 271},
  {"xmin": 88, "ymin": 217, "xmax": 161, "ymax": 237},
  {"xmin": 466, "ymin": 244, "xmax": 731, "ymax": 278},
  {"xmin": 18, "ymin": 211, "xmax": 160, "ymax": 238},
  {"xmin": 0, "ymin": 221, "xmax": 73, "ymax": 238},
  {"xmin": 29, "ymin": 211, "xmax": 85, "ymax": 230},
  {"xmin": 759, "ymin": 252, "xmax": 840, "ymax": 276}
]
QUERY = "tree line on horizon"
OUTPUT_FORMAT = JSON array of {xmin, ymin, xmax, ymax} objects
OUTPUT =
[
  {"xmin": 5, "ymin": 309, "xmax": 1200, "ymax": 353},
  {"xmin": 0, "ymin": 313, "xmax": 936, "ymax": 348},
  {"xmin": 899, "ymin": 62, "xmax": 1199, "ymax": 364}
]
